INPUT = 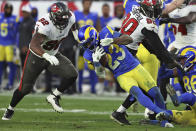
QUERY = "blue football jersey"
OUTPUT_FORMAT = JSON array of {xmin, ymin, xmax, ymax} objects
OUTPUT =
[
  {"xmin": 74, "ymin": 11, "xmax": 98, "ymax": 27},
  {"xmin": 178, "ymin": 46, "xmax": 196, "ymax": 94},
  {"xmin": 100, "ymin": 16, "xmax": 112, "ymax": 29},
  {"xmin": 83, "ymin": 26, "xmax": 140, "ymax": 78},
  {"xmin": 0, "ymin": 13, "xmax": 19, "ymax": 46}
]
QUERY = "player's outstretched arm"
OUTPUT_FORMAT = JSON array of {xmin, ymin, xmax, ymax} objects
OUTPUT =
[
  {"xmin": 100, "ymin": 34, "xmax": 133, "ymax": 46},
  {"xmin": 141, "ymin": 28, "xmax": 181, "ymax": 69},
  {"xmin": 168, "ymin": 12, "xmax": 196, "ymax": 24},
  {"xmin": 29, "ymin": 33, "xmax": 46, "ymax": 56},
  {"xmin": 113, "ymin": 34, "xmax": 133, "ymax": 45},
  {"xmin": 162, "ymin": 0, "xmax": 186, "ymax": 15}
]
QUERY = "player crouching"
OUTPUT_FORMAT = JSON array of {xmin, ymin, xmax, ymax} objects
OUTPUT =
[{"xmin": 156, "ymin": 46, "xmax": 196, "ymax": 125}]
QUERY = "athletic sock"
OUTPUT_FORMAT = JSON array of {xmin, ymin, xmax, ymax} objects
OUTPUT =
[
  {"xmin": 8, "ymin": 105, "xmax": 14, "ymax": 111},
  {"xmin": 0, "ymin": 62, "xmax": 4, "ymax": 86},
  {"xmin": 130, "ymin": 86, "xmax": 164, "ymax": 114},
  {"xmin": 122, "ymin": 94, "xmax": 137, "ymax": 109},
  {"xmin": 116, "ymin": 105, "xmax": 126, "ymax": 113},
  {"xmin": 148, "ymin": 87, "xmax": 166, "ymax": 109},
  {"xmin": 78, "ymin": 70, "xmax": 83, "ymax": 93},
  {"xmin": 53, "ymin": 88, "xmax": 62, "ymax": 96}
]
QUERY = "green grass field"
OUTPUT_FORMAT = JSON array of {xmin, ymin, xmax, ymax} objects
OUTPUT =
[{"xmin": 0, "ymin": 93, "xmax": 195, "ymax": 131}]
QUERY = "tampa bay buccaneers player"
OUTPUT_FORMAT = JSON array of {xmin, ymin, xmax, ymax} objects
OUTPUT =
[{"xmin": 2, "ymin": 2, "xmax": 78, "ymax": 120}]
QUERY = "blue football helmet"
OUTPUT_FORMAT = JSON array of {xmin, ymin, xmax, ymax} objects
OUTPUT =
[
  {"xmin": 78, "ymin": 25, "xmax": 99, "ymax": 51},
  {"xmin": 183, "ymin": 50, "xmax": 196, "ymax": 69}
]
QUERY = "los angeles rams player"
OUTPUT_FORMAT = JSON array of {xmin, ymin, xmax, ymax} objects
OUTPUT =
[
  {"xmin": 74, "ymin": 0, "xmax": 101, "ymax": 94},
  {"xmin": 157, "ymin": 46, "xmax": 196, "ymax": 125},
  {"xmin": 78, "ymin": 25, "xmax": 173, "ymax": 127},
  {"xmin": 0, "ymin": 3, "xmax": 19, "ymax": 90}
]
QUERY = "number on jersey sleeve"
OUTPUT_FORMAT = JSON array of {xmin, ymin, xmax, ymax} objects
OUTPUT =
[{"xmin": 38, "ymin": 18, "xmax": 49, "ymax": 26}]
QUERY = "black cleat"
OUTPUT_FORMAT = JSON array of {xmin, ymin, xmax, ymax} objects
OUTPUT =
[
  {"xmin": 166, "ymin": 84, "xmax": 180, "ymax": 106},
  {"xmin": 2, "ymin": 109, "xmax": 14, "ymax": 120},
  {"xmin": 110, "ymin": 111, "xmax": 131, "ymax": 125}
]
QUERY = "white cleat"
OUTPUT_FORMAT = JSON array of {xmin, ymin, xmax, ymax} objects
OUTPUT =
[
  {"xmin": 164, "ymin": 122, "xmax": 174, "ymax": 128},
  {"xmin": 46, "ymin": 94, "xmax": 63, "ymax": 113}
]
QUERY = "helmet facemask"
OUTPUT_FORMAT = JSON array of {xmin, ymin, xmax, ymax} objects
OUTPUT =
[{"xmin": 139, "ymin": 0, "xmax": 163, "ymax": 19}]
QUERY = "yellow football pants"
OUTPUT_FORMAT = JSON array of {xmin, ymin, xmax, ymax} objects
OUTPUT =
[
  {"xmin": 117, "ymin": 64, "xmax": 157, "ymax": 93},
  {"xmin": 136, "ymin": 44, "xmax": 160, "ymax": 84},
  {"xmin": 171, "ymin": 103, "xmax": 196, "ymax": 125},
  {"xmin": 0, "ymin": 45, "xmax": 14, "ymax": 62}
]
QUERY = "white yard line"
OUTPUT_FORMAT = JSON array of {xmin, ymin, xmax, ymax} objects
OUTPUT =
[
  {"xmin": 0, "ymin": 108, "xmax": 144, "ymax": 116},
  {"xmin": 0, "ymin": 93, "xmax": 128, "ymax": 101}
]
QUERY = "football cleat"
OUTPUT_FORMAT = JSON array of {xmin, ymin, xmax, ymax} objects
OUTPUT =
[
  {"xmin": 166, "ymin": 84, "xmax": 180, "ymax": 106},
  {"xmin": 2, "ymin": 108, "xmax": 14, "ymax": 120},
  {"xmin": 110, "ymin": 111, "xmax": 131, "ymax": 125},
  {"xmin": 46, "ymin": 94, "xmax": 63, "ymax": 113},
  {"xmin": 164, "ymin": 122, "xmax": 174, "ymax": 128},
  {"xmin": 156, "ymin": 111, "xmax": 172, "ymax": 122}
]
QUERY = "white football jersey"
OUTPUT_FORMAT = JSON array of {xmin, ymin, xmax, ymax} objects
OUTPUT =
[
  {"xmin": 120, "ymin": 6, "xmax": 158, "ymax": 50},
  {"xmin": 169, "ymin": 5, "xmax": 196, "ymax": 49},
  {"xmin": 31, "ymin": 12, "xmax": 75, "ymax": 56}
]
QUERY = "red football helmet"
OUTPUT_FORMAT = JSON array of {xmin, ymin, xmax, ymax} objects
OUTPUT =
[
  {"xmin": 49, "ymin": 2, "xmax": 71, "ymax": 30},
  {"xmin": 136, "ymin": 0, "xmax": 163, "ymax": 18}
]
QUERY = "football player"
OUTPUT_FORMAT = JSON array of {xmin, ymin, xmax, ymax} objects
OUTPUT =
[
  {"xmin": 157, "ymin": 46, "xmax": 196, "ymax": 125},
  {"xmin": 0, "ymin": 3, "xmax": 19, "ymax": 90},
  {"xmin": 74, "ymin": 0, "xmax": 101, "ymax": 94},
  {"xmin": 2, "ymin": 2, "xmax": 78, "ymax": 120},
  {"xmin": 111, "ymin": 0, "xmax": 185, "ymax": 125},
  {"xmin": 78, "ymin": 25, "xmax": 173, "ymax": 127}
]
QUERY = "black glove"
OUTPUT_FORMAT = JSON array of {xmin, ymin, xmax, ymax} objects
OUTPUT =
[{"xmin": 159, "ymin": 18, "xmax": 172, "ymax": 25}]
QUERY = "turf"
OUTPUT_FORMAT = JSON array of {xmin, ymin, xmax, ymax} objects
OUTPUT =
[{"xmin": 0, "ymin": 93, "xmax": 195, "ymax": 131}]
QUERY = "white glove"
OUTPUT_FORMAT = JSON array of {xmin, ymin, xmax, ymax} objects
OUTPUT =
[
  {"xmin": 42, "ymin": 53, "xmax": 59, "ymax": 66},
  {"xmin": 92, "ymin": 46, "xmax": 105, "ymax": 62},
  {"xmin": 100, "ymin": 38, "xmax": 113, "ymax": 46}
]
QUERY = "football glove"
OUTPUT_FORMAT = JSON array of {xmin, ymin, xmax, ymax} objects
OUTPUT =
[
  {"xmin": 92, "ymin": 46, "xmax": 105, "ymax": 62},
  {"xmin": 42, "ymin": 53, "xmax": 59, "ymax": 66},
  {"xmin": 100, "ymin": 38, "xmax": 113, "ymax": 46}
]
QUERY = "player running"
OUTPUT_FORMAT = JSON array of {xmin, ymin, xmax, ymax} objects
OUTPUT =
[
  {"xmin": 157, "ymin": 46, "xmax": 196, "ymax": 125},
  {"xmin": 78, "ymin": 25, "xmax": 173, "ymax": 127},
  {"xmin": 2, "ymin": 2, "xmax": 78, "ymax": 120}
]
